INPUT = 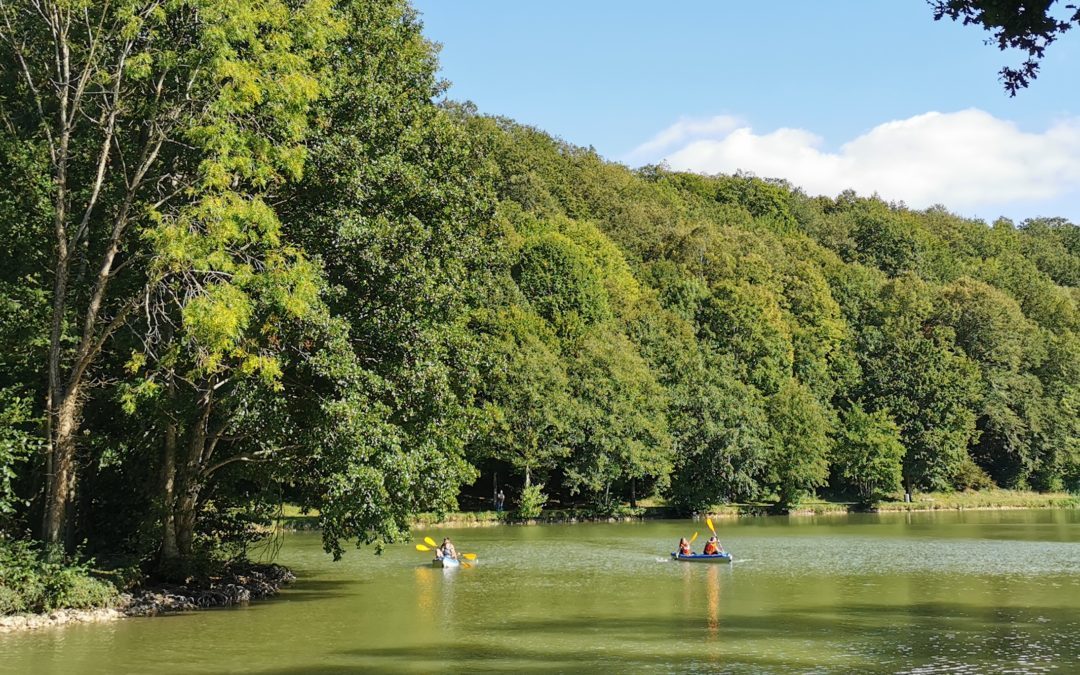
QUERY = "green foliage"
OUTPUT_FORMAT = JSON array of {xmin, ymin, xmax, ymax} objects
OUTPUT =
[
  {"xmin": 698, "ymin": 282, "xmax": 793, "ymax": 396},
  {"xmin": 512, "ymin": 232, "xmax": 611, "ymax": 336},
  {"xmin": 0, "ymin": 392, "xmax": 38, "ymax": 523},
  {"xmin": 666, "ymin": 362, "xmax": 772, "ymax": 511},
  {"xmin": 0, "ymin": 539, "xmax": 118, "ymax": 615},
  {"xmin": 832, "ymin": 404, "xmax": 905, "ymax": 503},
  {"xmin": 563, "ymin": 331, "xmax": 672, "ymax": 507},
  {"xmin": 515, "ymin": 483, "xmax": 548, "ymax": 519},
  {"xmin": 858, "ymin": 277, "xmax": 983, "ymax": 492},
  {"xmin": 712, "ymin": 173, "xmax": 799, "ymax": 232},
  {"xmin": 0, "ymin": 0, "xmax": 1076, "ymax": 574},
  {"xmin": 470, "ymin": 307, "xmax": 572, "ymax": 489},
  {"xmin": 850, "ymin": 202, "xmax": 927, "ymax": 277},
  {"xmin": 766, "ymin": 379, "xmax": 832, "ymax": 508}
]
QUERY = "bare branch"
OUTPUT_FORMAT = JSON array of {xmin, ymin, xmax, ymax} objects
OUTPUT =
[
  {"xmin": 203, "ymin": 446, "xmax": 301, "ymax": 478},
  {"xmin": 71, "ymin": 38, "xmax": 135, "ymax": 247},
  {"xmin": 0, "ymin": 4, "xmax": 57, "ymax": 162}
]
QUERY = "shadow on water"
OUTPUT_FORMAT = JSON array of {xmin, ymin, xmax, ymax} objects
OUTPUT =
[
  {"xmin": 240, "ymin": 601, "xmax": 1078, "ymax": 674},
  {"xmin": 263, "ymin": 578, "xmax": 361, "ymax": 605},
  {"xmin": 246, "ymin": 645, "xmax": 816, "ymax": 674}
]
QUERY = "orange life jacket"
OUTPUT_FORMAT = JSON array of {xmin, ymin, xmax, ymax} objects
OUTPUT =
[{"xmin": 703, "ymin": 541, "xmax": 720, "ymax": 555}]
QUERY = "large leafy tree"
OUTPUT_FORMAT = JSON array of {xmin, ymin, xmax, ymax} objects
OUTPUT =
[
  {"xmin": 512, "ymin": 232, "xmax": 611, "ymax": 337},
  {"xmin": 697, "ymin": 281, "xmax": 794, "ymax": 396},
  {"xmin": 665, "ymin": 360, "xmax": 772, "ymax": 511},
  {"xmin": 0, "ymin": 0, "xmax": 339, "ymax": 550},
  {"xmin": 275, "ymin": 0, "xmax": 497, "ymax": 555},
  {"xmin": 121, "ymin": 241, "xmax": 329, "ymax": 565},
  {"xmin": 832, "ymin": 403, "xmax": 905, "ymax": 503},
  {"xmin": 858, "ymin": 277, "xmax": 982, "ymax": 493},
  {"xmin": 935, "ymin": 278, "xmax": 1047, "ymax": 487},
  {"xmin": 766, "ymin": 379, "xmax": 832, "ymax": 509},
  {"xmin": 563, "ymin": 331, "xmax": 671, "ymax": 510},
  {"xmin": 469, "ymin": 308, "xmax": 572, "ymax": 490}
]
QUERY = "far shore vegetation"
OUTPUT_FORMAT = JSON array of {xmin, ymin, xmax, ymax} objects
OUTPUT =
[{"xmin": 279, "ymin": 490, "xmax": 1080, "ymax": 530}]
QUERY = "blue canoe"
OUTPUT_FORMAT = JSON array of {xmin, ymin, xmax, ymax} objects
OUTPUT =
[
  {"xmin": 432, "ymin": 556, "xmax": 460, "ymax": 568},
  {"xmin": 671, "ymin": 552, "xmax": 733, "ymax": 563}
]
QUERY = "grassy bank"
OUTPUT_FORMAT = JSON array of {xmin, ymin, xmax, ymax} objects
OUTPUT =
[
  {"xmin": 700, "ymin": 490, "xmax": 1080, "ymax": 518},
  {"xmin": 412, "ymin": 505, "xmax": 677, "ymax": 527},
  {"xmin": 873, "ymin": 489, "xmax": 1080, "ymax": 511},
  {"xmin": 275, "ymin": 490, "xmax": 1080, "ymax": 532}
]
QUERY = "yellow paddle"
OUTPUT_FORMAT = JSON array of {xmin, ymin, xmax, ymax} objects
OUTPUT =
[
  {"xmin": 704, "ymin": 516, "xmax": 726, "ymax": 554},
  {"xmin": 424, "ymin": 536, "xmax": 438, "ymax": 548},
  {"xmin": 417, "ymin": 543, "xmax": 476, "ymax": 562}
]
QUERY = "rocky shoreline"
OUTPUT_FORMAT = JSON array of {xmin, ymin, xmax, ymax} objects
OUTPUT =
[{"xmin": 0, "ymin": 562, "xmax": 295, "ymax": 634}]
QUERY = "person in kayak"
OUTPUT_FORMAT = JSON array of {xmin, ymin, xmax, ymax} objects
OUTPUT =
[
  {"xmin": 677, "ymin": 537, "xmax": 693, "ymax": 556},
  {"xmin": 702, "ymin": 536, "xmax": 724, "ymax": 555},
  {"xmin": 436, "ymin": 537, "xmax": 458, "ymax": 561}
]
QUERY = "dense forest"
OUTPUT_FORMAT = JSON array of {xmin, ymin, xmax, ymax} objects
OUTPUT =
[{"xmin": 1, "ymin": 0, "xmax": 1077, "ymax": 588}]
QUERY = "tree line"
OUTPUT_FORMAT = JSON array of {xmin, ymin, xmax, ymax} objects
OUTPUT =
[{"xmin": 0, "ymin": 0, "xmax": 1077, "ymax": 573}]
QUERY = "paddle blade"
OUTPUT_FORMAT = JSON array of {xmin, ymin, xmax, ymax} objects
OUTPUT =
[
  {"xmin": 689, "ymin": 532, "xmax": 699, "ymax": 544},
  {"xmin": 461, "ymin": 562, "xmax": 472, "ymax": 569},
  {"xmin": 462, "ymin": 553, "xmax": 477, "ymax": 561},
  {"xmin": 706, "ymin": 517, "xmax": 716, "ymax": 535},
  {"xmin": 415, "ymin": 544, "xmax": 431, "ymax": 552},
  {"xmin": 424, "ymin": 536, "xmax": 438, "ymax": 548}
]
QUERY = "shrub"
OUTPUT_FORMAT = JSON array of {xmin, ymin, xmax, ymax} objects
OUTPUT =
[
  {"xmin": 0, "ymin": 538, "xmax": 119, "ymax": 615},
  {"xmin": 952, "ymin": 457, "xmax": 996, "ymax": 491},
  {"xmin": 515, "ymin": 483, "xmax": 547, "ymax": 519}
]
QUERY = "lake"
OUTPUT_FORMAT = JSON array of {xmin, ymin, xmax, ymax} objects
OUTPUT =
[{"xmin": 4, "ymin": 510, "xmax": 1079, "ymax": 673}]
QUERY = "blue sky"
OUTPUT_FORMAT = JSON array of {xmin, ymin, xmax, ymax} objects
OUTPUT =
[{"xmin": 412, "ymin": 1, "xmax": 1080, "ymax": 223}]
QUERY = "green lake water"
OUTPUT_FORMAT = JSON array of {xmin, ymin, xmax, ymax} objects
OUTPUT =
[{"xmin": 4, "ymin": 510, "xmax": 1080, "ymax": 673}]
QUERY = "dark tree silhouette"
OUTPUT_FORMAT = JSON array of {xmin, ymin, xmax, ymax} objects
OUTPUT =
[{"xmin": 931, "ymin": 0, "xmax": 1080, "ymax": 94}]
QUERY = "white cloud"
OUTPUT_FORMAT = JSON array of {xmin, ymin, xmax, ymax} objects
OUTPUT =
[
  {"xmin": 628, "ymin": 109, "xmax": 1080, "ymax": 215},
  {"xmin": 622, "ymin": 115, "xmax": 742, "ymax": 165}
]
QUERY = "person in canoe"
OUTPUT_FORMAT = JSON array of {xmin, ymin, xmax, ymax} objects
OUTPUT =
[
  {"xmin": 436, "ymin": 537, "xmax": 458, "ymax": 561},
  {"xmin": 702, "ymin": 536, "xmax": 724, "ymax": 556},
  {"xmin": 677, "ymin": 537, "xmax": 694, "ymax": 556}
]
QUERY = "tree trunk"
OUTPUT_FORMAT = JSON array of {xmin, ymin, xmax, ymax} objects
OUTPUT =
[
  {"xmin": 630, "ymin": 478, "xmax": 637, "ymax": 509},
  {"xmin": 43, "ymin": 389, "xmax": 81, "ymax": 550},
  {"xmin": 524, "ymin": 465, "xmax": 531, "ymax": 489},
  {"xmin": 175, "ymin": 483, "xmax": 200, "ymax": 557},
  {"xmin": 161, "ymin": 425, "xmax": 205, "ymax": 565},
  {"xmin": 160, "ymin": 418, "xmax": 179, "ymax": 562},
  {"xmin": 175, "ymin": 396, "xmax": 211, "ymax": 557}
]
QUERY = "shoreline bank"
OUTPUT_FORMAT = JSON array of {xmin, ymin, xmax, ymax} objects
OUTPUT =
[
  {"xmin": 1, "ymin": 562, "xmax": 294, "ymax": 634},
  {"xmin": 406, "ymin": 491, "xmax": 1079, "ymax": 527}
]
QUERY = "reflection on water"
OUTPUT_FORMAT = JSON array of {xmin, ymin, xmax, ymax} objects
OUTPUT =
[
  {"xmin": 706, "ymin": 564, "xmax": 720, "ymax": 637},
  {"xmin": 2, "ymin": 510, "xmax": 1079, "ymax": 673}
]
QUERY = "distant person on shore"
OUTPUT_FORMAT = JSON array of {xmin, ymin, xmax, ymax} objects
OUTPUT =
[
  {"xmin": 702, "ymin": 536, "xmax": 724, "ymax": 555},
  {"xmin": 437, "ymin": 537, "xmax": 458, "ymax": 561},
  {"xmin": 495, "ymin": 489, "xmax": 505, "ymax": 513},
  {"xmin": 677, "ymin": 537, "xmax": 693, "ymax": 556}
]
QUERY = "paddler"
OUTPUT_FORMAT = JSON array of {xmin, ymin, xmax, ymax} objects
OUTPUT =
[
  {"xmin": 702, "ymin": 535, "xmax": 724, "ymax": 555},
  {"xmin": 436, "ymin": 537, "xmax": 458, "ymax": 561},
  {"xmin": 677, "ymin": 537, "xmax": 693, "ymax": 556}
]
